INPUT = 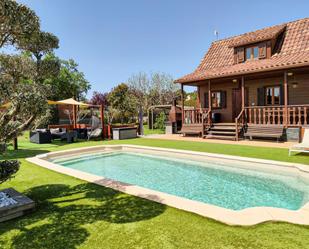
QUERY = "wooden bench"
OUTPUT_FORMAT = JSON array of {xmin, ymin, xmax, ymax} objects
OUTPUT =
[
  {"xmin": 244, "ymin": 125, "xmax": 284, "ymax": 142},
  {"xmin": 180, "ymin": 124, "xmax": 203, "ymax": 137}
]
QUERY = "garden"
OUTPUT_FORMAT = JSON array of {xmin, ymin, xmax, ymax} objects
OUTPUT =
[{"xmin": 1, "ymin": 1, "xmax": 309, "ymax": 249}]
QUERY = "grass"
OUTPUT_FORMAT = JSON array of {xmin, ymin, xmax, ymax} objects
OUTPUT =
[
  {"xmin": 0, "ymin": 133, "xmax": 308, "ymax": 248},
  {"xmin": 143, "ymin": 124, "xmax": 165, "ymax": 135}
]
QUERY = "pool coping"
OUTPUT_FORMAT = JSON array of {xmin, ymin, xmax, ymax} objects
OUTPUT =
[{"xmin": 26, "ymin": 144, "xmax": 309, "ymax": 226}]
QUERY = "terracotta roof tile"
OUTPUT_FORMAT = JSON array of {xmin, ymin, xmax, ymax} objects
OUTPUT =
[
  {"xmin": 176, "ymin": 18, "xmax": 309, "ymax": 83},
  {"xmin": 228, "ymin": 24, "xmax": 286, "ymax": 48}
]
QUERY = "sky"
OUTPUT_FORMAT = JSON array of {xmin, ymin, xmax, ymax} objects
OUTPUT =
[{"xmin": 16, "ymin": 0, "xmax": 309, "ymax": 97}]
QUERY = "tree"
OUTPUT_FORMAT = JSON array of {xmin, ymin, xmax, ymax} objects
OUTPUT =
[
  {"xmin": 0, "ymin": 54, "xmax": 50, "ymax": 150},
  {"xmin": 17, "ymin": 31, "xmax": 60, "ymax": 84},
  {"xmin": 127, "ymin": 72, "xmax": 179, "ymax": 134},
  {"xmin": 0, "ymin": 0, "xmax": 39, "ymax": 48},
  {"xmin": 150, "ymin": 72, "xmax": 179, "ymax": 105},
  {"xmin": 90, "ymin": 91, "xmax": 109, "ymax": 107},
  {"xmin": 184, "ymin": 91, "xmax": 198, "ymax": 107},
  {"xmin": 45, "ymin": 56, "xmax": 91, "ymax": 101},
  {"xmin": 0, "ymin": 1, "xmax": 51, "ymax": 154},
  {"xmin": 127, "ymin": 72, "xmax": 150, "ymax": 134},
  {"xmin": 108, "ymin": 83, "xmax": 137, "ymax": 123}
]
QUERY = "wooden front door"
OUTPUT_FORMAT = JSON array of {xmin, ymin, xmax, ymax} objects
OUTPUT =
[{"xmin": 232, "ymin": 89, "xmax": 242, "ymax": 120}]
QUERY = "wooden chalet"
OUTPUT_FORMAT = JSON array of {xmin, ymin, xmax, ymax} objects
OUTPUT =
[{"xmin": 175, "ymin": 18, "xmax": 309, "ymax": 141}]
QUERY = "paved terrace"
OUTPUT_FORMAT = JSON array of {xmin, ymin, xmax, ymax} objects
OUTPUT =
[{"xmin": 144, "ymin": 134, "xmax": 296, "ymax": 149}]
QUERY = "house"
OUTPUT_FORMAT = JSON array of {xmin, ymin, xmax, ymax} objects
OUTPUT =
[{"xmin": 175, "ymin": 18, "xmax": 309, "ymax": 141}]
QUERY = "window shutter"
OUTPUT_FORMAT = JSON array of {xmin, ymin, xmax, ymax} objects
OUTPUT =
[
  {"xmin": 258, "ymin": 43, "xmax": 266, "ymax": 59},
  {"xmin": 234, "ymin": 48, "xmax": 238, "ymax": 64},
  {"xmin": 257, "ymin": 87, "xmax": 265, "ymax": 106},
  {"xmin": 280, "ymin": 85, "xmax": 284, "ymax": 105},
  {"xmin": 204, "ymin": 92, "xmax": 209, "ymax": 108},
  {"xmin": 221, "ymin": 91, "xmax": 227, "ymax": 108},
  {"xmin": 237, "ymin": 47, "xmax": 245, "ymax": 63}
]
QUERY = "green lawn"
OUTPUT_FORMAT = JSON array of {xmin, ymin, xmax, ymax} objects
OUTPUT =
[
  {"xmin": 143, "ymin": 124, "xmax": 165, "ymax": 135},
  {"xmin": 0, "ymin": 134, "xmax": 308, "ymax": 249}
]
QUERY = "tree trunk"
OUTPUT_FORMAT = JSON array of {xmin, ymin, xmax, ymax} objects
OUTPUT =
[{"xmin": 139, "ymin": 105, "xmax": 144, "ymax": 136}]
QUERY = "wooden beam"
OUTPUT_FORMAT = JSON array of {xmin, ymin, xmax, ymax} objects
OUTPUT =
[
  {"xmin": 208, "ymin": 80, "xmax": 211, "ymax": 111},
  {"xmin": 181, "ymin": 84, "xmax": 184, "ymax": 124},
  {"xmin": 100, "ymin": 104, "xmax": 105, "ymax": 139},
  {"xmin": 197, "ymin": 86, "xmax": 201, "ymax": 108},
  {"xmin": 72, "ymin": 104, "xmax": 77, "ymax": 129},
  {"xmin": 284, "ymin": 71, "xmax": 288, "ymax": 127},
  {"xmin": 241, "ymin": 76, "xmax": 245, "ymax": 109}
]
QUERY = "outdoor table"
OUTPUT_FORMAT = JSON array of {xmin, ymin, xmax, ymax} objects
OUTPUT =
[{"xmin": 61, "ymin": 131, "xmax": 77, "ymax": 143}]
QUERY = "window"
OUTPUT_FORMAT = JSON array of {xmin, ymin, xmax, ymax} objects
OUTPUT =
[
  {"xmin": 211, "ymin": 91, "xmax": 222, "ymax": 108},
  {"xmin": 266, "ymin": 86, "xmax": 281, "ymax": 105},
  {"xmin": 245, "ymin": 46, "xmax": 259, "ymax": 60}
]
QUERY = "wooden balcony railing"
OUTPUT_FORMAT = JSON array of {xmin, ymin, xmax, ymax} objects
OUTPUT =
[
  {"xmin": 244, "ymin": 105, "xmax": 309, "ymax": 126},
  {"xmin": 184, "ymin": 108, "xmax": 209, "ymax": 124}
]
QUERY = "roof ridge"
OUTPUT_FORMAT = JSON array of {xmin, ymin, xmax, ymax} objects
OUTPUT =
[{"xmin": 211, "ymin": 17, "xmax": 309, "ymax": 44}]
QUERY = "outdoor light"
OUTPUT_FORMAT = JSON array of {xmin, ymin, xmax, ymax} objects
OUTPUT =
[
  {"xmin": 287, "ymin": 72, "xmax": 294, "ymax": 76},
  {"xmin": 232, "ymin": 79, "xmax": 238, "ymax": 83},
  {"xmin": 292, "ymin": 82, "xmax": 298, "ymax": 88}
]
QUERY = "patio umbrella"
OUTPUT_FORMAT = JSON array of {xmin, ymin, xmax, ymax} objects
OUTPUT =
[{"xmin": 47, "ymin": 98, "xmax": 90, "ymax": 107}]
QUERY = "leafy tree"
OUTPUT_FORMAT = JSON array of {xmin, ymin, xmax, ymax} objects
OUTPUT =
[
  {"xmin": 0, "ymin": 54, "xmax": 50, "ymax": 149},
  {"xmin": 90, "ymin": 91, "xmax": 109, "ymax": 107},
  {"xmin": 0, "ymin": 1, "xmax": 51, "ymax": 155},
  {"xmin": 108, "ymin": 83, "xmax": 137, "ymax": 123},
  {"xmin": 45, "ymin": 55, "xmax": 90, "ymax": 101},
  {"xmin": 184, "ymin": 91, "xmax": 198, "ymax": 107},
  {"xmin": 0, "ymin": 0, "xmax": 39, "ymax": 48},
  {"xmin": 154, "ymin": 112, "xmax": 166, "ymax": 130},
  {"xmin": 17, "ymin": 31, "xmax": 60, "ymax": 84}
]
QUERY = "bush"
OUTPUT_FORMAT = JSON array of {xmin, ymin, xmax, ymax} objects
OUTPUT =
[
  {"xmin": 154, "ymin": 112, "xmax": 166, "ymax": 130},
  {"xmin": 0, "ymin": 160, "xmax": 20, "ymax": 184}
]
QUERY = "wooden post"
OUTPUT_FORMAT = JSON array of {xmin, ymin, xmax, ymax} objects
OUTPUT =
[
  {"xmin": 241, "ymin": 76, "xmax": 245, "ymax": 125},
  {"xmin": 72, "ymin": 104, "xmax": 77, "ymax": 129},
  {"xmin": 208, "ymin": 80, "xmax": 212, "ymax": 124},
  {"xmin": 241, "ymin": 76, "xmax": 245, "ymax": 109},
  {"xmin": 181, "ymin": 84, "xmax": 184, "ymax": 125},
  {"xmin": 197, "ymin": 86, "xmax": 201, "ymax": 109},
  {"xmin": 100, "ymin": 104, "xmax": 105, "ymax": 139},
  {"xmin": 108, "ymin": 124, "xmax": 111, "ymax": 139},
  {"xmin": 284, "ymin": 71, "xmax": 288, "ymax": 127}
]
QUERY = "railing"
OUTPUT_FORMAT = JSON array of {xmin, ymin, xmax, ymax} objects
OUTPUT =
[
  {"xmin": 202, "ymin": 110, "xmax": 212, "ymax": 137},
  {"xmin": 235, "ymin": 109, "xmax": 245, "ymax": 141},
  {"xmin": 244, "ymin": 105, "xmax": 309, "ymax": 126},
  {"xmin": 184, "ymin": 108, "xmax": 209, "ymax": 124}
]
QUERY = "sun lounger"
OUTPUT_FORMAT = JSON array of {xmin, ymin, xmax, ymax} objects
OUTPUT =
[{"xmin": 289, "ymin": 128, "xmax": 309, "ymax": 156}]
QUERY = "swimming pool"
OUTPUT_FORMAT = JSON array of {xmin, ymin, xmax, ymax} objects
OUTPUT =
[
  {"xmin": 53, "ymin": 151, "xmax": 308, "ymax": 211},
  {"xmin": 28, "ymin": 145, "xmax": 309, "ymax": 225}
]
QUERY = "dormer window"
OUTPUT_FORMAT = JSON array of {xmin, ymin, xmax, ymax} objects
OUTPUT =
[
  {"xmin": 234, "ymin": 42, "xmax": 268, "ymax": 64},
  {"xmin": 246, "ymin": 46, "xmax": 259, "ymax": 60}
]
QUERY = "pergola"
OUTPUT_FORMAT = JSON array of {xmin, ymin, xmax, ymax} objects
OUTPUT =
[
  {"xmin": 48, "ymin": 98, "xmax": 105, "ymax": 138},
  {"xmin": 1, "ymin": 98, "xmax": 105, "ymax": 150}
]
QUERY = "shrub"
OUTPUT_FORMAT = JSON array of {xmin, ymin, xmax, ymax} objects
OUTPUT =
[
  {"xmin": 154, "ymin": 112, "xmax": 166, "ymax": 130},
  {"xmin": 0, "ymin": 160, "xmax": 20, "ymax": 184}
]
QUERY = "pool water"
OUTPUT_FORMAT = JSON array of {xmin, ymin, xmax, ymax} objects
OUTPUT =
[{"xmin": 54, "ymin": 152, "xmax": 309, "ymax": 210}]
